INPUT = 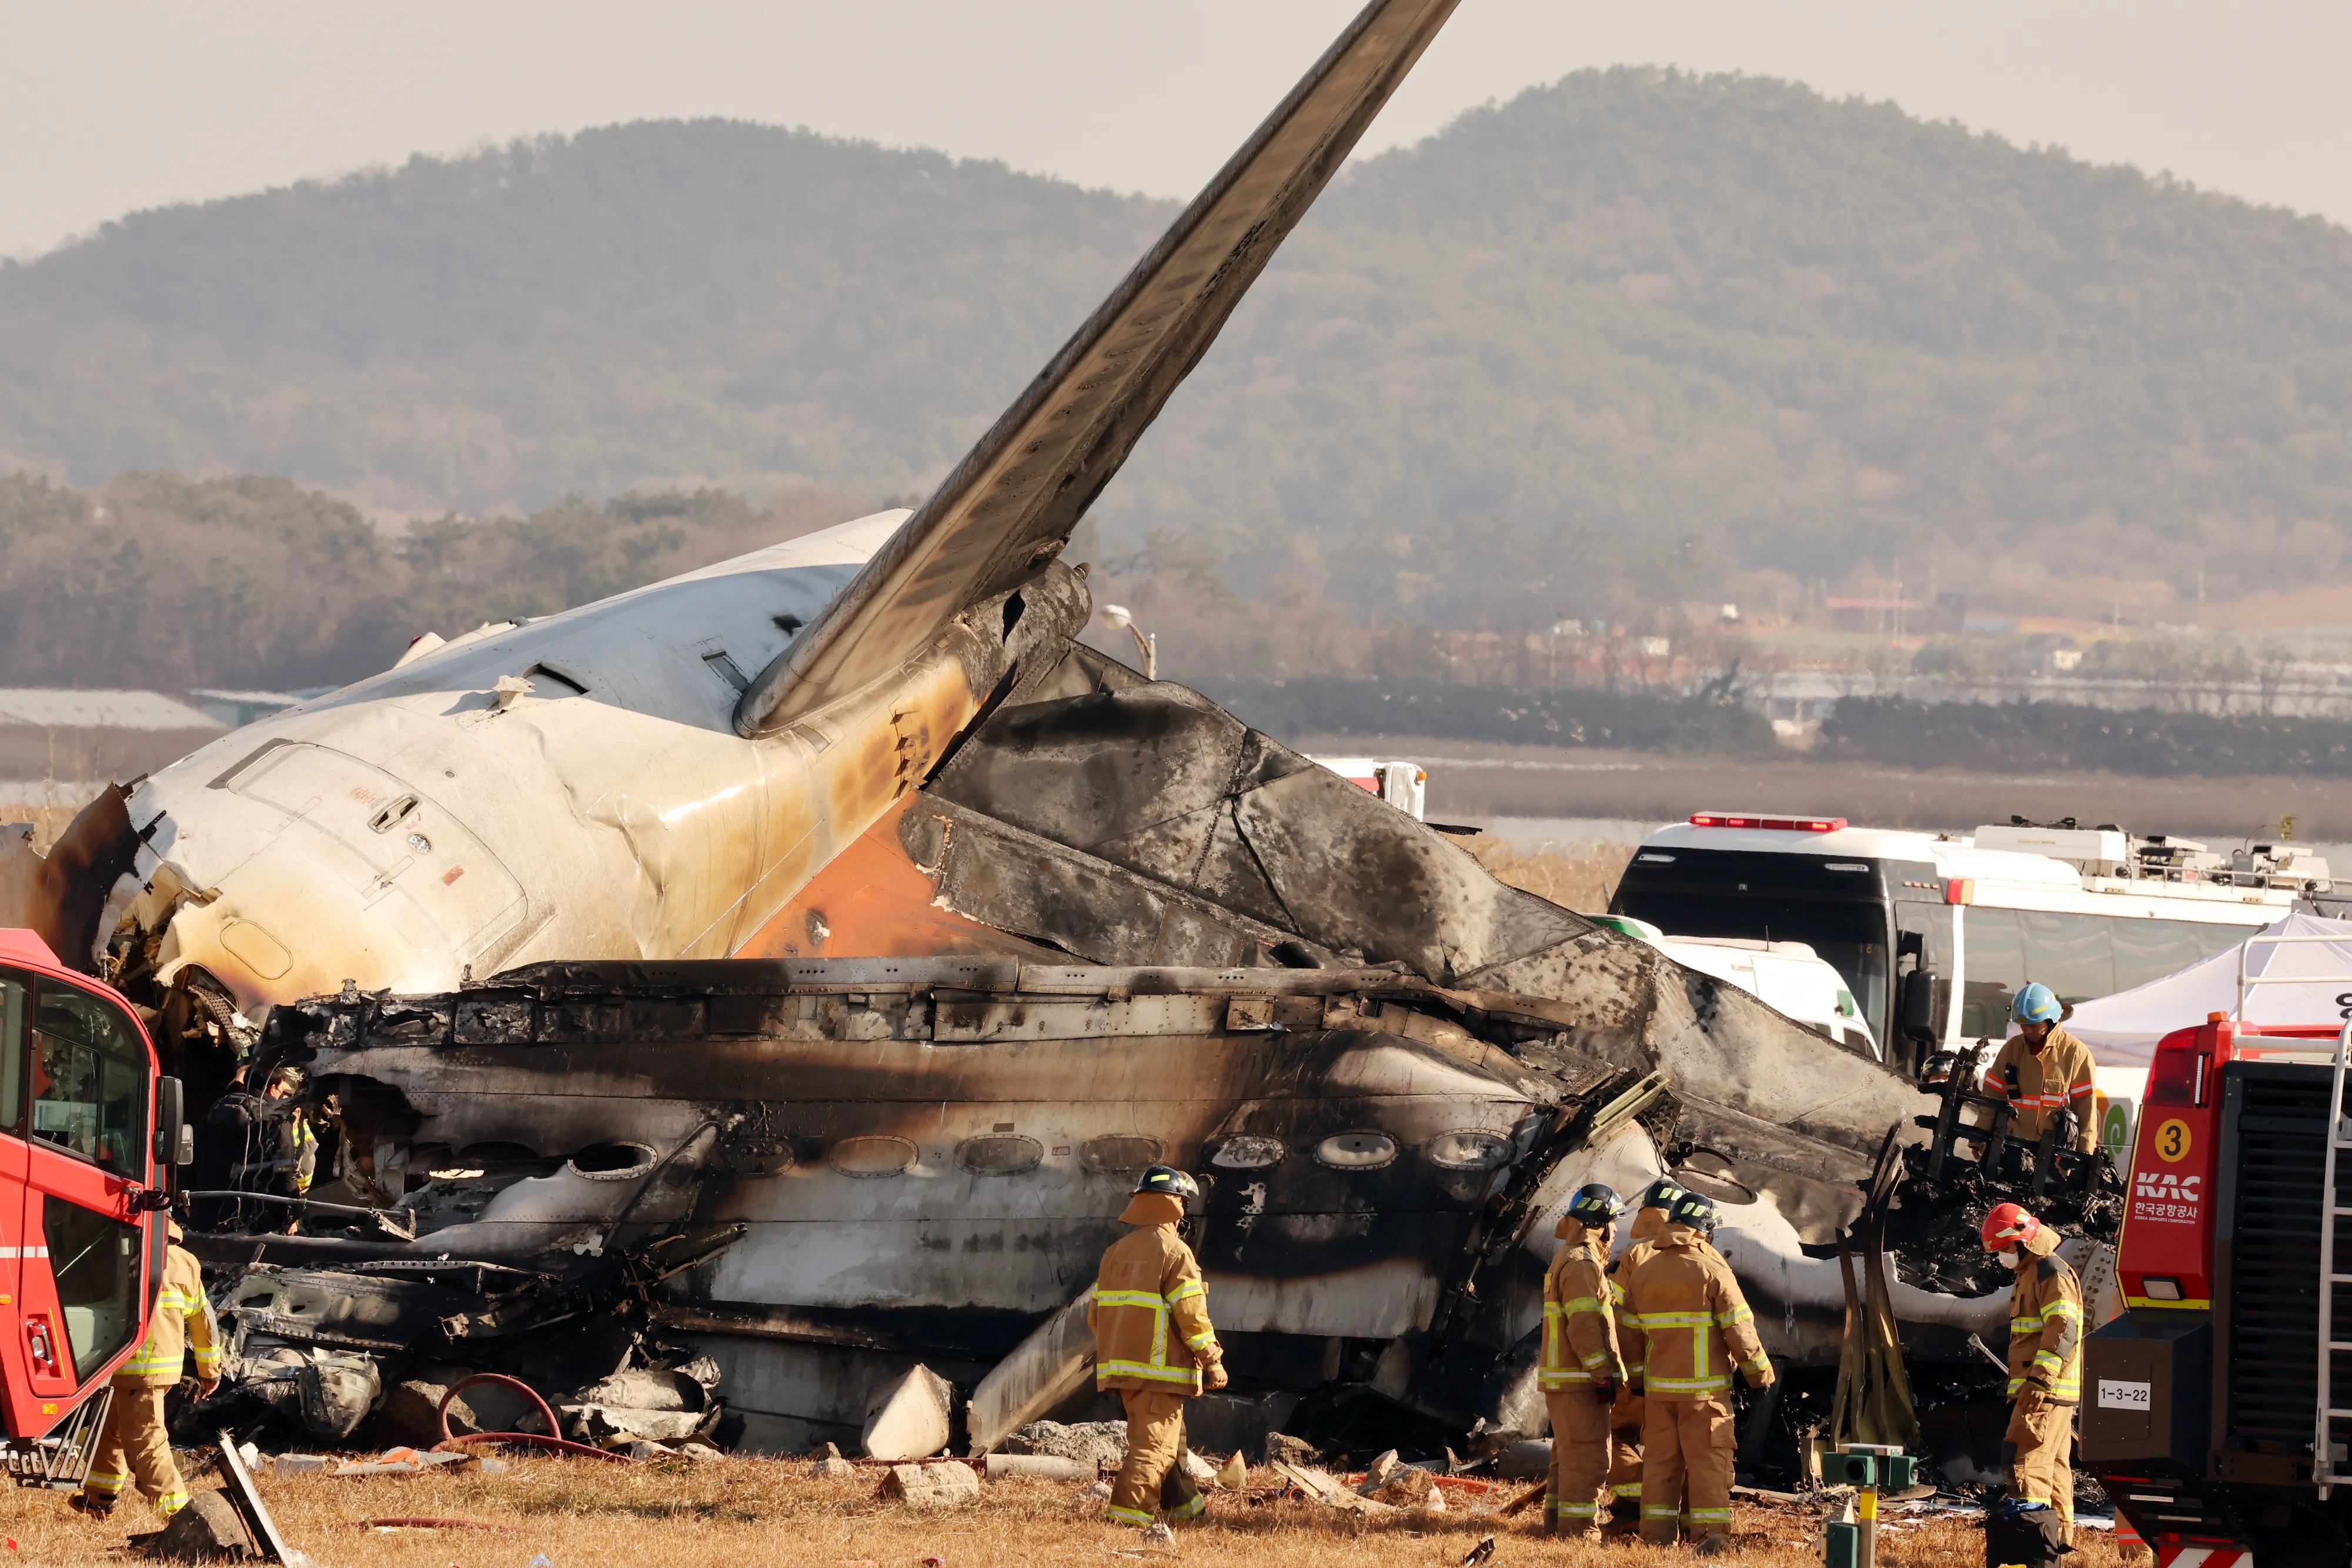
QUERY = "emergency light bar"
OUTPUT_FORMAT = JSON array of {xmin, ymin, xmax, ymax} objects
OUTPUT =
[{"xmin": 1687, "ymin": 813, "xmax": 1847, "ymax": 833}]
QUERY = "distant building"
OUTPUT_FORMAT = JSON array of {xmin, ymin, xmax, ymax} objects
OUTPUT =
[
  {"xmin": 1823, "ymin": 596, "xmax": 1920, "ymax": 633},
  {"xmin": 0, "ymin": 689, "xmax": 226, "ymax": 791},
  {"xmin": 188, "ymin": 688, "xmax": 310, "ymax": 728}
]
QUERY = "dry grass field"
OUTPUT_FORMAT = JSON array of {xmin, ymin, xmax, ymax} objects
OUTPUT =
[
  {"xmin": 0, "ymin": 1457, "xmax": 2141, "ymax": 1568},
  {"xmin": 1461, "ymin": 835, "xmax": 1631, "ymax": 914}
]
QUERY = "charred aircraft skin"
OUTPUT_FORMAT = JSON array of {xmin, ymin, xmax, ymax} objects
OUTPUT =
[
  {"xmin": 0, "ymin": 0, "xmax": 2040, "ymax": 1457},
  {"xmin": 193, "ymin": 677, "xmax": 1987, "ymax": 1451}
]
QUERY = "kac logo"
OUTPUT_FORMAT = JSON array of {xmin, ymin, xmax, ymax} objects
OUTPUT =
[{"xmin": 2134, "ymin": 1171, "xmax": 2200, "ymax": 1205}]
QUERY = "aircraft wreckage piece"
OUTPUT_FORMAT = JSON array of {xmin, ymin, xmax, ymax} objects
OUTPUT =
[
  {"xmin": 196, "ymin": 930, "xmax": 1986, "ymax": 1453},
  {"xmin": 19, "ymin": 0, "xmax": 1464, "ymax": 1027}
]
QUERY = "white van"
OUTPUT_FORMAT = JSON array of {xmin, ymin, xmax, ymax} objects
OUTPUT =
[{"xmin": 1594, "ymin": 913, "xmax": 1880, "ymax": 1058}]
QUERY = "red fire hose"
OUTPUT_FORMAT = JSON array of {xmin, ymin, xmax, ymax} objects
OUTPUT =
[{"xmin": 430, "ymin": 1372, "xmax": 631, "ymax": 1465}]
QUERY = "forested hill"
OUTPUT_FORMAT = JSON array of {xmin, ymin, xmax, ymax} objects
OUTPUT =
[{"xmin": 8, "ymin": 69, "xmax": 2352, "ymax": 629}]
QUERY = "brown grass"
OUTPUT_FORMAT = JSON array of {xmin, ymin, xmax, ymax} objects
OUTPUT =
[
  {"xmin": 0, "ymin": 1458, "xmax": 2145, "ymax": 1568},
  {"xmin": 1462, "ymin": 835, "xmax": 1630, "ymax": 914},
  {"xmin": 1, "ymin": 801, "xmax": 80, "ymax": 855}
]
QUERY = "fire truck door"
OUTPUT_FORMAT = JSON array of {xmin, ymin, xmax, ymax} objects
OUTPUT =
[{"xmin": 9, "ymin": 972, "xmax": 151, "ymax": 1436}]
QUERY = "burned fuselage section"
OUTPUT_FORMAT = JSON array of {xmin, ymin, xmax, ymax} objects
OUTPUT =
[
  {"xmin": 227, "ymin": 959, "xmax": 1639, "ymax": 1449},
  {"xmin": 199, "ymin": 927, "xmax": 1967, "ymax": 1456}
]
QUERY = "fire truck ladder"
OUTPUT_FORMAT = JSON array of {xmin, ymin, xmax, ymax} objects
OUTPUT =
[{"xmin": 2318, "ymin": 1016, "xmax": 2352, "ymax": 1497}]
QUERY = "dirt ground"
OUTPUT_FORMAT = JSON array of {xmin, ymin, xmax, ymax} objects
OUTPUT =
[{"xmin": 0, "ymin": 1459, "xmax": 2144, "ymax": 1568}]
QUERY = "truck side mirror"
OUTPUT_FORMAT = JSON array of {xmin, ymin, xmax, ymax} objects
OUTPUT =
[
  {"xmin": 1902, "ymin": 969, "xmax": 1940, "ymax": 1042},
  {"xmin": 156, "ymin": 1077, "xmax": 183, "ymax": 1166}
]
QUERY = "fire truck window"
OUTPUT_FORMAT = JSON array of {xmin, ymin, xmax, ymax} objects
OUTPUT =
[
  {"xmin": 2019, "ymin": 911, "xmax": 2115, "ymax": 1004},
  {"xmin": 0, "ymin": 972, "xmax": 24, "ymax": 1131},
  {"xmin": 39, "ymin": 1195, "xmax": 142, "ymax": 1383},
  {"xmin": 29, "ymin": 982, "xmax": 148, "ymax": 1173},
  {"xmin": 1959, "ymin": 907, "xmax": 2025, "ymax": 1037},
  {"xmin": 2110, "ymin": 919, "xmax": 2209, "ymax": 994}
]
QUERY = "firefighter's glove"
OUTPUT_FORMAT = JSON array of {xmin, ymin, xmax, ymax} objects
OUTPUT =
[
  {"xmin": 1591, "ymin": 1377, "xmax": 1617, "ymax": 1406},
  {"xmin": 1742, "ymin": 1360, "xmax": 1776, "ymax": 1390},
  {"xmin": 198, "ymin": 1380, "xmax": 219, "ymax": 1400},
  {"xmin": 1202, "ymin": 1362, "xmax": 1229, "ymax": 1392}
]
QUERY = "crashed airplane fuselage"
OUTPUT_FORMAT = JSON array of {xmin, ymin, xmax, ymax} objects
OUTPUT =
[{"xmin": 0, "ymin": 0, "xmax": 2037, "ymax": 1458}]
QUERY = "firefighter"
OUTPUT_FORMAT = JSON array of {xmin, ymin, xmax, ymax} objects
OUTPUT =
[
  {"xmin": 1088, "ymin": 1165, "xmax": 1225, "ymax": 1531},
  {"xmin": 1621, "ymin": 1189, "xmax": 1773, "ymax": 1554},
  {"xmin": 1985, "ymin": 984, "xmax": 2098, "ymax": 1154},
  {"xmin": 1539, "ymin": 1183, "xmax": 1625, "ymax": 1539},
  {"xmin": 72, "ymin": 1221, "xmax": 218, "ymax": 1520},
  {"xmin": 1984, "ymin": 1202, "xmax": 2083, "ymax": 1533},
  {"xmin": 1606, "ymin": 1176, "xmax": 1687, "ymax": 1517}
]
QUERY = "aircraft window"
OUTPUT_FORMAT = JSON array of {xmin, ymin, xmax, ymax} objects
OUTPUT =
[
  {"xmin": 29, "ymin": 981, "xmax": 148, "ymax": 1173},
  {"xmin": 0, "ymin": 972, "xmax": 24, "ymax": 1130}
]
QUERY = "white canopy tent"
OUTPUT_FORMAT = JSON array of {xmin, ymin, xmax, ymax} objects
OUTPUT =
[{"xmin": 2063, "ymin": 910, "xmax": 2352, "ymax": 1071}]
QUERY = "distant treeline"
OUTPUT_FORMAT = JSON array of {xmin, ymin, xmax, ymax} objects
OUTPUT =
[
  {"xmin": 1819, "ymin": 697, "xmax": 2352, "ymax": 778},
  {"xmin": 1213, "ymin": 682, "xmax": 2352, "ymax": 780},
  {"xmin": 1209, "ymin": 678, "xmax": 1776, "ymax": 755},
  {"xmin": 0, "ymin": 472, "xmax": 864, "ymax": 692}
]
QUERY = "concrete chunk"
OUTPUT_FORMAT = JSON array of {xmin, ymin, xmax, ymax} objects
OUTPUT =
[
  {"xmin": 862, "ymin": 1364, "xmax": 953, "ymax": 1461},
  {"xmin": 878, "ymin": 1460, "xmax": 981, "ymax": 1507}
]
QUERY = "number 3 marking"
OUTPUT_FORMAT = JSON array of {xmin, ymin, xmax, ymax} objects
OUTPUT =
[{"xmin": 2155, "ymin": 1118, "xmax": 2191, "ymax": 1162}]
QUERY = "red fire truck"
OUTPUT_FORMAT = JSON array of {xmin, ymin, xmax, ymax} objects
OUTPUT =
[
  {"xmin": 0, "ymin": 929, "xmax": 181, "ymax": 1445},
  {"xmin": 2083, "ymin": 1012, "xmax": 2352, "ymax": 1567}
]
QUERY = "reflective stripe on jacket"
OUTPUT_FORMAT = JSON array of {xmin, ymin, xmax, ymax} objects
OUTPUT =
[
  {"xmin": 1608, "ymin": 1206, "xmax": 1669, "ymax": 1382},
  {"xmin": 1090, "ymin": 1222, "xmax": 1220, "ymax": 1393},
  {"xmin": 1984, "ymin": 1026, "xmax": 2099, "ymax": 1153},
  {"xmin": 115, "ymin": 1244, "xmax": 219, "ymax": 1388},
  {"xmin": 2005, "ymin": 1245, "xmax": 2084, "ymax": 1403},
  {"xmin": 1539, "ymin": 1223, "xmax": 1622, "ymax": 1389},
  {"xmin": 1620, "ymin": 1225, "xmax": 1768, "ymax": 1399}
]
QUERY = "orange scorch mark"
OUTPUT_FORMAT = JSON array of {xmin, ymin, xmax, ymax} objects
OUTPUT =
[{"xmin": 736, "ymin": 795, "xmax": 1034, "ymax": 961}]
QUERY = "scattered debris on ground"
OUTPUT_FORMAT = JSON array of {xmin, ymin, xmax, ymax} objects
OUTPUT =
[{"xmin": 0, "ymin": 1457, "xmax": 2153, "ymax": 1568}]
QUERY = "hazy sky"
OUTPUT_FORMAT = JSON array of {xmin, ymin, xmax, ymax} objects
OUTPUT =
[{"xmin": 7, "ymin": 1, "xmax": 2351, "ymax": 260}]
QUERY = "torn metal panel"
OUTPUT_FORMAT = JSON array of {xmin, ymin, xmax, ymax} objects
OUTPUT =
[
  {"xmin": 901, "ymin": 796, "xmax": 1338, "ymax": 969},
  {"xmin": 921, "ymin": 684, "xmax": 1588, "ymax": 981}
]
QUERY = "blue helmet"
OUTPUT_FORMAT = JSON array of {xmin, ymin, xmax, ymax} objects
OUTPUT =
[
  {"xmin": 1669, "ymin": 1190, "xmax": 1722, "ymax": 1233},
  {"xmin": 1567, "ymin": 1183, "xmax": 1624, "ymax": 1227},
  {"xmin": 2013, "ymin": 983, "xmax": 2062, "ymax": 1025}
]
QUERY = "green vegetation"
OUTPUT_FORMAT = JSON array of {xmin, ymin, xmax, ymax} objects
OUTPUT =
[
  {"xmin": 1820, "ymin": 697, "xmax": 2352, "ymax": 778},
  {"xmin": 6, "ymin": 71, "xmax": 2352, "ymax": 660},
  {"xmin": 0, "ymin": 472, "xmax": 860, "ymax": 691},
  {"xmin": 1212, "ymin": 677, "xmax": 1775, "ymax": 755}
]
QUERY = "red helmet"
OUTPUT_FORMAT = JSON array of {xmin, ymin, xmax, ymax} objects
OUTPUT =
[{"xmin": 1980, "ymin": 1202, "xmax": 2040, "ymax": 1250}]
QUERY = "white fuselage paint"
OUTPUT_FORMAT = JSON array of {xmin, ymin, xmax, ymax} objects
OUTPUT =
[{"xmin": 127, "ymin": 512, "xmax": 908, "ymax": 1009}]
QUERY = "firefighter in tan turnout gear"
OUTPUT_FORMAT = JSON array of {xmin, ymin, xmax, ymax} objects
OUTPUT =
[
  {"xmin": 1621, "ymin": 1189, "xmax": 1774, "ymax": 1554},
  {"xmin": 74, "ymin": 1222, "xmax": 218, "ymax": 1520},
  {"xmin": 1538, "ymin": 1183, "xmax": 1627, "ymax": 1539},
  {"xmin": 1606, "ymin": 1176, "xmax": 1686, "ymax": 1516},
  {"xmin": 1090, "ymin": 1165, "xmax": 1225, "ymax": 1530},
  {"xmin": 1984, "ymin": 983, "xmax": 2099, "ymax": 1154},
  {"xmin": 1984, "ymin": 1202, "xmax": 2084, "ymax": 1532}
]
